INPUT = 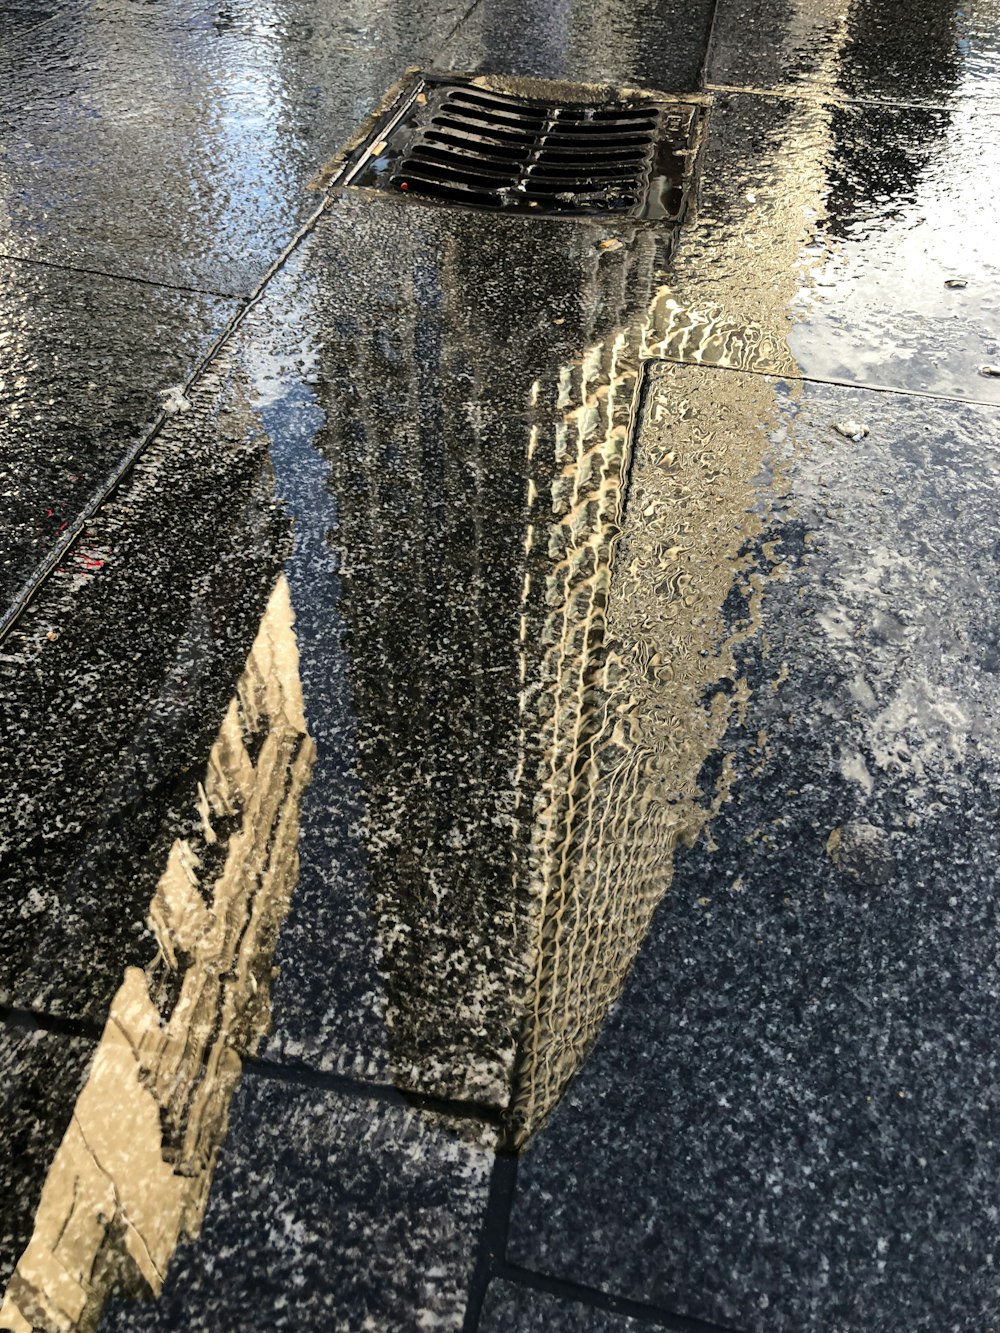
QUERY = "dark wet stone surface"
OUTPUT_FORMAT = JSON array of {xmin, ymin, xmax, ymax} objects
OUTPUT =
[
  {"xmin": 508, "ymin": 367, "xmax": 1000, "ymax": 1332},
  {"xmin": 0, "ymin": 177, "xmax": 675, "ymax": 1105},
  {"xmin": 5, "ymin": 1, "xmax": 1000, "ymax": 1329},
  {"xmin": 99, "ymin": 1078, "xmax": 493, "ymax": 1332},
  {"xmin": 709, "ymin": 0, "xmax": 1000, "ymax": 105},
  {"xmin": 0, "ymin": 1, "xmax": 466, "ymax": 293},
  {"xmin": 441, "ymin": 0, "xmax": 715, "ymax": 91},
  {"xmin": 659, "ymin": 91, "xmax": 1000, "ymax": 403},
  {"xmin": 0, "ymin": 1024, "xmax": 95, "ymax": 1289},
  {"xmin": 0, "ymin": 350, "xmax": 290, "ymax": 1019},
  {"xmin": 480, "ymin": 1281, "xmax": 644, "ymax": 1330},
  {"xmin": 0, "ymin": 256, "xmax": 235, "ymax": 611},
  {"xmin": 0, "ymin": 4, "xmax": 63, "ymax": 38}
]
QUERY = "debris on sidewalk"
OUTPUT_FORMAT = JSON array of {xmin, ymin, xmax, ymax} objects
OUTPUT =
[
  {"xmin": 159, "ymin": 384, "xmax": 193, "ymax": 414},
  {"xmin": 833, "ymin": 419, "xmax": 869, "ymax": 440}
]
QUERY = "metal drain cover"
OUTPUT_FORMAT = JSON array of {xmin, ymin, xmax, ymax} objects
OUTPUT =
[{"xmin": 351, "ymin": 73, "xmax": 704, "ymax": 221}]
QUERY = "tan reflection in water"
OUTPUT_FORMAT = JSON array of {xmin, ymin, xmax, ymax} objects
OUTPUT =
[
  {"xmin": 507, "ymin": 44, "xmax": 847, "ymax": 1136},
  {"xmin": 1, "ymin": 575, "xmax": 315, "ymax": 1333},
  {"xmin": 510, "ymin": 307, "xmax": 793, "ymax": 1141}
]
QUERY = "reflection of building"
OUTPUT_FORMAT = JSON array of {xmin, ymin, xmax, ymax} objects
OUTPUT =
[
  {"xmin": 510, "ymin": 348, "xmax": 786, "ymax": 1139},
  {"xmin": 307, "ymin": 199, "xmax": 671, "ymax": 1108},
  {"xmin": 302, "ymin": 144, "xmax": 790, "ymax": 1139},
  {"xmin": 507, "ymin": 0, "xmax": 968, "ymax": 1135},
  {"xmin": 1, "ymin": 576, "xmax": 315, "ymax": 1332}
]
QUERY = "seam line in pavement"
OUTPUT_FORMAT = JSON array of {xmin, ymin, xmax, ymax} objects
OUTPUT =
[
  {"xmin": 0, "ymin": 1004, "xmax": 102, "ymax": 1042},
  {"xmin": 0, "ymin": 1003, "xmax": 506, "ymax": 1125},
  {"xmin": 0, "ymin": 249, "xmax": 240, "ymax": 301},
  {"xmin": 462, "ymin": 1152, "xmax": 518, "ymax": 1332},
  {"xmin": 243, "ymin": 1055, "xmax": 506, "ymax": 1125},
  {"xmin": 434, "ymin": 0, "xmax": 486, "ymax": 57},
  {"xmin": 705, "ymin": 79, "xmax": 1000, "ymax": 115},
  {"xmin": 698, "ymin": 0, "xmax": 724, "ymax": 92},
  {"xmin": 5, "ymin": 4, "xmax": 72, "ymax": 43},
  {"xmin": 650, "ymin": 352, "xmax": 1000, "ymax": 408},
  {"xmin": 496, "ymin": 1262, "xmax": 744, "ymax": 1332},
  {"xmin": 458, "ymin": 1153, "xmax": 743, "ymax": 1333}
]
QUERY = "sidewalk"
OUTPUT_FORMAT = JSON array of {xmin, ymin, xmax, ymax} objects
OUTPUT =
[{"xmin": 2, "ymin": 1, "xmax": 1000, "ymax": 1329}]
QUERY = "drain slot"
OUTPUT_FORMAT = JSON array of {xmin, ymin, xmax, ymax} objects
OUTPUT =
[{"xmin": 353, "ymin": 74, "xmax": 704, "ymax": 220}]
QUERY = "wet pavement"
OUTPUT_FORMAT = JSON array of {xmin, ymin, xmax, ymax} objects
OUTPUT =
[{"xmin": 2, "ymin": 0, "xmax": 1000, "ymax": 1329}]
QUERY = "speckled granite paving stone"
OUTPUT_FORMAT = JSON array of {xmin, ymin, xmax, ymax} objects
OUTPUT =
[
  {"xmin": 248, "ymin": 360, "xmax": 397, "ymax": 1092},
  {"xmin": 98, "ymin": 1077, "xmax": 494, "ymax": 1332},
  {"xmin": 0, "ymin": 255, "xmax": 235, "ymax": 610},
  {"xmin": 247, "ymin": 198, "xmax": 554, "ymax": 1100},
  {"xmin": 92, "ymin": 0, "xmax": 467, "ymax": 39},
  {"xmin": 0, "ymin": 4, "xmax": 63, "ymax": 39},
  {"xmin": 0, "ymin": 343, "xmax": 290, "ymax": 1020},
  {"xmin": 0, "ymin": 1, "xmax": 465, "ymax": 292},
  {"xmin": 652, "ymin": 91, "xmax": 1000, "ymax": 404},
  {"xmin": 0, "ymin": 1024, "xmax": 95, "ymax": 1291},
  {"xmin": 479, "ymin": 1280, "xmax": 647, "ymax": 1331},
  {"xmin": 0, "ymin": 170, "xmax": 683, "ymax": 1109},
  {"xmin": 507, "ymin": 367, "xmax": 1000, "ymax": 1332},
  {"xmin": 440, "ymin": 0, "xmax": 715, "ymax": 90},
  {"xmin": 708, "ymin": 0, "xmax": 1000, "ymax": 105}
]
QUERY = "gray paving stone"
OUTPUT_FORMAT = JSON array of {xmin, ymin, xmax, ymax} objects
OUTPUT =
[
  {"xmin": 0, "ymin": 1, "xmax": 466, "ymax": 292},
  {"xmin": 245, "ymin": 192, "xmax": 679, "ymax": 1110},
  {"xmin": 0, "ymin": 255, "xmax": 235, "ymax": 611},
  {"xmin": 0, "ymin": 177, "xmax": 678, "ymax": 1113},
  {"xmin": 99, "ymin": 1078, "xmax": 494, "ymax": 1332},
  {"xmin": 708, "ymin": 0, "xmax": 1000, "ymax": 105},
  {"xmin": 0, "ymin": 345, "xmax": 291, "ymax": 1022},
  {"xmin": 0, "ymin": 4, "xmax": 64, "ymax": 39},
  {"xmin": 480, "ymin": 1280, "xmax": 646, "ymax": 1331}
]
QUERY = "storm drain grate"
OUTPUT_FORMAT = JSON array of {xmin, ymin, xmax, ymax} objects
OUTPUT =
[{"xmin": 353, "ymin": 76, "xmax": 704, "ymax": 220}]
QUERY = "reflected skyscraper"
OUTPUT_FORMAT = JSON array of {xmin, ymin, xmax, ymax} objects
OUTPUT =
[
  {"xmin": 294, "ymin": 137, "xmax": 790, "ymax": 1137},
  {"xmin": 2, "ymin": 576, "xmax": 315, "ymax": 1333}
]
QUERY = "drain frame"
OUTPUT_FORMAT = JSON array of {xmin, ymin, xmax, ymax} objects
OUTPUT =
[{"xmin": 334, "ymin": 70, "xmax": 710, "ymax": 223}]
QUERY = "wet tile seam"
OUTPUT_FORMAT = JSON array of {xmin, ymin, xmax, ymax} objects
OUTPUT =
[
  {"xmin": 653, "ymin": 352, "xmax": 1000, "ymax": 410},
  {"xmin": 696, "ymin": 0, "xmax": 725, "ymax": 92},
  {"xmin": 458, "ymin": 1156, "xmax": 740, "ymax": 1332},
  {"xmin": 0, "ymin": 248, "xmax": 242, "ymax": 302},
  {"xmin": 243, "ymin": 1055, "xmax": 506, "ymax": 1127},
  {"xmin": 491, "ymin": 1263, "xmax": 743, "ymax": 1333},
  {"xmin": 704, "ymin": 79, "xmax": 1000, "ymax": 116},
  {"xmin": 461, "ymin": 1153, "xmax": 518, "ymax": 1333},
  {"xmin": 4, "ymin": 3, "xmax": 74, "ymax": 44},
  {"xmin": 0, "ymin": 1003, "xmax": 102, "ymax": 1043},
  {"xmin": 433, "ymin": 0, "xmax": 487, "ymax": 58},
  {"xmin": 0, "ymin": 1000, "xmax": 507, "ymax": 1122}
]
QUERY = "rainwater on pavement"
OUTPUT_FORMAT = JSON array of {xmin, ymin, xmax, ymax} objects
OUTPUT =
[{"xmin": 2, "ymin": 1, "xmax": 1000, "ymax": 1329}]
